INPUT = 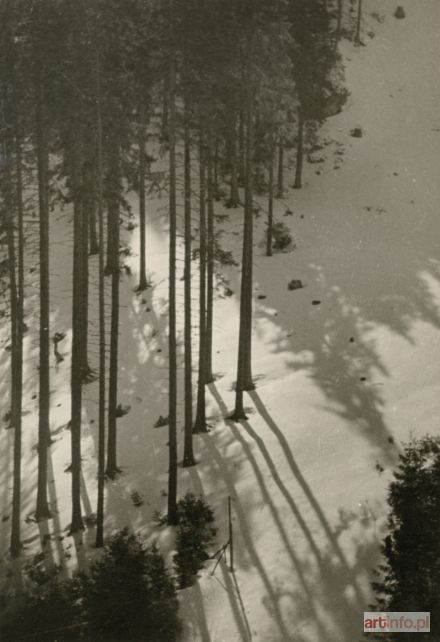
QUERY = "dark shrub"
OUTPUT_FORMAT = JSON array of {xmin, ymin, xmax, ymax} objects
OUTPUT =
[
  {"xmin": 372, "ymin": 436, "xmax": 440, "ymax": 640},
  {"xmin": 173, "ymin": 493, "xmax": 217, "ymax": 589},
  {"xmin": 82, "ymin": 529, "xmax": 180, "ymax": 642},
  {"xmin": 267, "ymin": 222, "xmax": 295, "ymax": 252},
  {"xmin": 0, "ymin": 529, "xmax": 180, "ymax": 642},
  {"xmin": 0, "ymin": 560, "xmax": 83, "ymax": 642}
]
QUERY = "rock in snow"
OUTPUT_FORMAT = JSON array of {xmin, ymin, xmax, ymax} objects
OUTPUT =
[
  {"xmin": 350, "ymin": 126, "xmax": 364, "ymax": 138},
  {"xmin": 288, "ymin": 279, "xmax": 304, "ymax": 291}
]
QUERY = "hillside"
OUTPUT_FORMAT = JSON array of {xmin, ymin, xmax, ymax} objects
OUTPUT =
[{"xmin": 1, "ymin": 1, "xmax": 440, "ymax": 640}]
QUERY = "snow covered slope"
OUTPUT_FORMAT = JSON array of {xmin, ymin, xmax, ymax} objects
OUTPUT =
[{"xmin": 1, "ymin": 1, "xmax": 440, "ymax": 641}]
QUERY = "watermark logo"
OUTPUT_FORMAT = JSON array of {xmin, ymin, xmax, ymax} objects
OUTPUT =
[{"xmin": 364, "ymin": 612, "xmax": 430, "ymax": 633}]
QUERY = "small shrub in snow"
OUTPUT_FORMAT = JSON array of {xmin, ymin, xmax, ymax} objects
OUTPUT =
[
  {"xmin": 174, "ymin": 493, "xmax": 217, "ymax": 589},
  {"xmin": 267, "ymin": 222, "xmax": 295, "ymax": 252}
]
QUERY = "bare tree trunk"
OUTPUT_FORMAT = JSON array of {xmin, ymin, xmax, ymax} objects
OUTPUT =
[
  {"xmin": 89, "ymin": 205, "xmax": 99, "ymax": 255},
  {"xmin": 13, "ymin": 118, "xmax": 25, "ymax": 554},
  {"xmin": 182, "ymin": 94, "xmax": 195, "ymax": 468},
  {"xmin": 161, "ymin": 73, "xmax": 169, "ymax": 142},
  {"xmin": 266, "ymin": 132, "xmax": 275, "ymax": 257},
  {"xmin": 3, "ymin": 132, "xmax": 22, "ymax": 557},
  {"xmin": 105, "ymin": 140, "xmax": 121, "ymax": 480},
  {"xmin": 293, "ymin": 110, "xmax": 304, "ymax": 190},
  {"xmin": 337, "ymin": 0, "xmax": 343, "ymax": 41},
  {"xmin": 355, "ymin": 0, "xmax": 362, "ymax": 44},
  {"xmin": 228, "ymin": 117, "xmax": 240, "ymax": 208},
  {"xmin": 213, "ymin": 137, "xmax": 220, "ymax": 200},
  {"xmin": 193, "ymin": 135, "xmax": 208, "ymax": 434},
  {"xmin": 167, "ymin": 30, "xmax": 178, "ymax": 524},
  {"xmin": 70, "ymin": 135, "xmax": 84, "ymax": 534},
  {"xmin": 205, "ymin": 130, "xmax": 215, "ymax": 384},
  {"xmin": 95, "ymin": 50, "xmax": 106, "ymax": 548},
  {"xmin": 276, "ymin": 139, "xmax": 284, "ymax": 198},
  {"xmin": 238, "ymin": 109, "xmax": 245, "ymax": 185},
  {"xmin": 35, "ymin": 78, "xmax": 51, "ymax": 521},
  {"xmin": 233, "ymin": 61, "xmax": 255, "ymax": 420},
  {"xmin": 137, "ymin": 103, "xmax": 149, "ymax": 292},
  {"xmin": 80, "ymin": 159, "xmax": 93, "ymax": 383}
]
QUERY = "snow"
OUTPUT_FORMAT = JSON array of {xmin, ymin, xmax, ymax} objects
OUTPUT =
[{"xmin": 2, "ymin": 0, "xmax": 440, "ymax": 640}]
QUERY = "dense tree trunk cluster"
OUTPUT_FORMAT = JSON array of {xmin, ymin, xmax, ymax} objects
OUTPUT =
[{"xmin": 0, "ymin": 0, "xmax": 348, "ymax": 554}]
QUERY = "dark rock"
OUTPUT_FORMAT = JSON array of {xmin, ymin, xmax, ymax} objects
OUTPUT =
[
  {"xmin": 154, "ymin": 415, "xmax": 169, "ymax": 428},
  {"xmin": 312, "ymin": 300, "xmax": 321, "ymax": 305},
  {"xmin": 360, "ymin": 376, "xmax": 367, "ymax": 382},
  {"xmin": 257, "ymin": 294, "xmax": 267, "ymax": 300},
  {"xmin": 394, "ymin": 6, "xmax": 405, "ymax": 19},
  {"xmin": 131, "ymin": 490, "xmax": 144, "ymax": 507},
  {"xmin": 288, "ymin": 279, "xmax": 303, "ymax": 291},
  {"xmin": 350, "ymin": 127, "xmax": 364, "ymax": 138},
  {"xmin": 115, "ymin": 403, "xmax": 131, "ymax": 418}
]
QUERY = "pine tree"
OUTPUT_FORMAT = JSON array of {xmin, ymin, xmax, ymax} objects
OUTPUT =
[{"xmin": 373, "ymin": 437, "xmax": 440, "ymax": 639}]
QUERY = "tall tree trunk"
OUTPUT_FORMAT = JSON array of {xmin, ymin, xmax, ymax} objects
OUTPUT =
[
  {"xmin": 293, "ymin": 110, "xmax": 304, "ymax": 190},
  {"xmin": 266, "ymin": 132, "xmax": 275, "ymax": 257},
  {"xmin": 137, "ymin": 104, "xmax": 149, "ymax": 292},
  {"xmin": 276, "ymin": 139, "xmax": 284, "ymax": 198},
  {"xmin": 14, "ymin": 117, "xmax": 25, "ymax": 554},
  {"xmin": 337, "ymin": 0, "xmax": 343, "ymax": 41},
  {"xmin": 70, "ymin": 135, "xmax": 85, "ymax": 534},
  {"xmin": 182, "ymin": 95, "xmax": 195, "ymax": 468},
  {"xmin": 213, "ymin": 137, "xmax": 220, "ymax": 200},
  {"xmin": 233, "ymin": 60, "xmax": 255, "ymax": 420},
  {"xmin": 161, "ymin": 73, "xmax": 169, "ymax": 141},
  {"xmin": 80, "ymin": 159, "xmax": 92, "ymax": 383},
  {"xmin": 167, "ymin": 31, "xmax": 178, "ymax": 524},
  {"xmin": 205, "ymin": 131, "xmax": 214, "ymax": 384},
  {"xmin": 95, "ymin": 51, "xmax": 106, "ymax": 548},
  {"xmin": 105, "ymin": 140, "xmax": 121, "ymax": 480},
  {"xmin": 89, "ymin": 204, "xmax": 99, "ymax": 255},
  {"xmin": 228, "ymin": 116, "xmax": 240, "ymax": 208},
  {"xmin": 35, "ymin": 79, "xmax": 51, "ymax": 521},
  {"xmin": 355, "ymin": 0, "xmax": 362, "ymax": 44},
  {"xmin": 3, "ymin": 132, "xmax": 22, "ymax": 557},
  {"xmin": 238, "ymin": 109, "xmax": 245, "ymax": 185},
  {"xmin": 193, "ymin": 135, "xmax": 208, "ymax": 434}
]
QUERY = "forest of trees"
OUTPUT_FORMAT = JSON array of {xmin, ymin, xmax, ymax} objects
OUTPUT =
[{"xmin": 0, "ymin": 0, "xmax": 360, "ymax": 560}]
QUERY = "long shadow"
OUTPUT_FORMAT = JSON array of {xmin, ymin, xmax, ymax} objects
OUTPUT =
[
  {"xmin": 186, "ymin": 458, "xmax": 258, "ymax": 642},
  {"xmin": 225, "ymin": 419, "xmax": 328, "ymax": 639},
  {"xmin": 47, "ymin": 450, "xmax": 68, "ymax": 575},
  {"xmin": 209, "ymin": 383, "xmax": 379, "ymax": 641},
  {"xmin": 210, "ymin": 382, "xmax": 323, "ymax": 567},
  {"xmin": 201, "ymin": 432, "xmax": 297, "ymax": 642},
  {"xmin": 248, "ymin": 389, "xmax": 366, "ymax": 607},
  {"xmin": 217, "ymin": 561, "xmax": 253, "ymax": 642}
]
